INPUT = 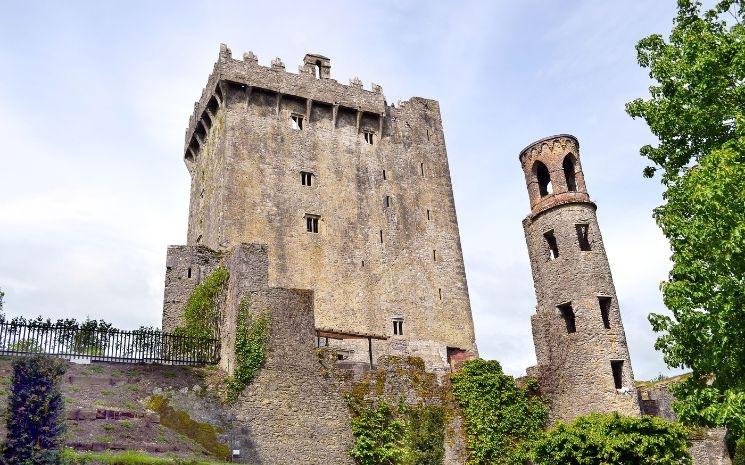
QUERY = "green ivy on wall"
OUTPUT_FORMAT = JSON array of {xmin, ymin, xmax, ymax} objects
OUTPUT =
[
  {"xmin": 175, "ymin": 267, "xmax": 229, "ymax": 340},
  {"xmin": 348, "ymin": 400, "xmax": 445, "ymax": 465},
  {"xmin": 226, "ymin": 296, "xmax": 269, "ymax": 402},
  {"xmin": 450, "ymin": 359, "xmax": 548, "ymax": 465}
]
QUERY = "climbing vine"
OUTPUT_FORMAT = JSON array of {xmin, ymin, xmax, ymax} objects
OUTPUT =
[
  {"xmin": 226, "ymin": 296, "xmax": 270, "ymax": 402},
  {"xmin": 450, "ymin": 359, "xmax": 548, "ymax": 465},
  {"xmin": 175, "ymin": 267, "xmax": 229, "ymax": 340},
  {"xmin": 348, "ymin": 399, "xmax": 445, "ymax": 465}
]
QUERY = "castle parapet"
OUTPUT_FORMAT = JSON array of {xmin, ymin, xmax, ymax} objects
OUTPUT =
[{"xmin": 183, "ymin": 44, "xmax": 386, "ymax": 159}]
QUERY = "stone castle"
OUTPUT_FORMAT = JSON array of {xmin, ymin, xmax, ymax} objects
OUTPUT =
[{"xmin": 159, "ymin": 45, "xmax": 728, "ymax": 464}]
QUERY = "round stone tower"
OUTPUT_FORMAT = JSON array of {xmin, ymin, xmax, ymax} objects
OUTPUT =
[{"xmin": 519, "ymin": 134, "xmax": 640, "ymax": 422}]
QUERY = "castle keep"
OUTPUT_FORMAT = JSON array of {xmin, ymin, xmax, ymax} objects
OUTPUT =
[
  {"xmin": 163, "ymin": 45, "xmax": 476, "ymax": 372},
  {"xmin": 519, "ymin": 135, "xmax": 640, "ymax": 422}
]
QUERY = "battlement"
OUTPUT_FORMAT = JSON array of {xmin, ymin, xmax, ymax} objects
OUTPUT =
[{"xmin": 183, "ymin": 44, "xmax": 388, "ymax": 159}]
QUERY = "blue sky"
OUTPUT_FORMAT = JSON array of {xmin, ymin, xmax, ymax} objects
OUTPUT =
[{"xmin": 0, "ymin": 1, "xmax": 682, "ymax": 379}]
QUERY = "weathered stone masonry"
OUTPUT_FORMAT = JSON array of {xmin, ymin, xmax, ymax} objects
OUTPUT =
[
  {"xmin": 520, "ymin": 135, "xmax": 641, "ymax": 422},
  {"xmin": 165, "ymin": 44, "xmax": 477, "ymax": 371}
]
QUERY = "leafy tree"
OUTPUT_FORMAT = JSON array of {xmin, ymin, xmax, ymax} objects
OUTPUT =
[
  {"xmin": 531, "ymin": 413, "xmax": 692, "ymax": 465},
  {"xmin": 450, "ymin": 359, "xmax": 548, "ymax": 465},
  {"xmin": 2, "ymin": 356, "xmax": 67, "ymax": 465},
  {"xmin": 626, "ymin": 0, "xmax": 745, "ymax": 439},
  {"xmin": 734, "ymin": 438, "xmax": 745, "ymax": 465}
]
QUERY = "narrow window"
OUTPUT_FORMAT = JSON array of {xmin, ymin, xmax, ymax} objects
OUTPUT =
[
  {"xmin": 196, "ymin": 234, "xmax": 202, "ymax": 244},
  {"xmin": 611, "ymin": 360, "xmax": 624, "ymax": 389},
  {"xmin": 426, "ymin": 209, "xmax": 431, "ymax": 221},
  {"xmin": 392, "ymin": 318, "xmax": 404, "ymax": 336},
  {"xmin": 200, "ymin": 188, "xmax": 205, "ymax": 198},
  {"xmin": 544, "ymin": 230, "xmax": 559, "ymax": 260},
  {"xmin": 563, "ymin": 155, "xmax": 577, "ymax": 192},
  {"xmin": 361, "ymin": 260, "xmax": 365, "ymax": 267},
  {"xmin": 305, "ymin": 214, "xmax": 319, "ymax": 233},
  {"xmin": 433, "ymin": 249, "xmax": 437, "ymax": 261},
  {"xmin": 576, "ymin": 224, "xmax": 591, "ymax": 251},
  {"xmin": 558, "ymin": 303, "xmax": 576, "ymax": 333},
  {"xmin": 384, "ymin": 195, "xmax": 391, "ymax": 208},
  {"xmin": 187, "ymin": 268, "xmax": 192, "ymax": 279},
  {"xmin": 426, "ymin": 129, "xmax": 430, "ymax": 141},
  {"xmin": 364, "ymin": 131, "xmax": 374, "ymax": 144},
  {"xmin": 382, "ymin": 169, "xmax": 387, "ymax": 180},
  {"xmin": 438, "ymin": 288, "xmax": 442, "ymax": 300},
  {"xmin": 301, "ymin": 171, "xmax": 313, "ymax": 186},
  {"xmin": 599, "ymin": 297, "xmax": 612, "ymax": 329},
  {"xmin": 291, "ymin": 114, "xmax": 304, "ymax": 130},
  {"xmin": 420, "ymin": 163, "xmax": 425, "ymax": 176},
  {"xmin": 379, "ymin": 229, "xmax": 383, "ymax": 244},
  {"xmin": 535, "ymin": 161, "xmax": 552, "ymax": 196}
]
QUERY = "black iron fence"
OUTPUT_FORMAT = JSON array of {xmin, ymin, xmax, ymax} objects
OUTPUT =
[{"xmin": 0, "ymin": 321, "xmax": 219, "ymax": 365}]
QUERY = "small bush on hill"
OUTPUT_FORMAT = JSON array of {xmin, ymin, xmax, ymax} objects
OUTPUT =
[
  {"xmin": 531, "ymin": 412, "xmax": 692, "ymax": 465},
  {"xmin": 2, "ymin": 355, "xmax": 67, "ymax": 465}
]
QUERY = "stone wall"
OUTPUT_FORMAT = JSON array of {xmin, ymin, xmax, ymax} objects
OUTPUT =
[
  {"xmin": 174, "ymin": 45, "xmax": 477, "ymax": 370},
  {"xmin": 520, "ymin": 135, "xmax": 640, "ymax": 422}
]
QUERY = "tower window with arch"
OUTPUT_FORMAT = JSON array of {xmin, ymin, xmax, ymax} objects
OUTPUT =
[
  {"xmin": 563, "ymin": 155, "xmax": 577, "ymax": 192},
  {"xmin": 534, "ymin": 161, "xmax": 552, "ymax": 197}
]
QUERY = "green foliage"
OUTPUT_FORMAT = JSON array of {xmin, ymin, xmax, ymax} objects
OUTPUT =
[
  {"xmin": 349, "ymin": 401, "xmax": 407, "ymax": 465},
  {"xmin": 734, "ymin": 438, "xmax": 745, "ymax": 465},
  {"xmin": 450, "ymin": 359, "xmax": 548, "ymax": 465},
  {"xmin": 175, "ymin": 267, "xmax": 229, "ymax": 341},
  {"xmin": 145, "ymin": 395, "xmax": 230, "ymax": 460},
  {"xmin": 401, "ymin": 404, "xmax": 445, "ymax": 465},
  {"xmin": 61, "ymin": 449, "xmax": 235, "ymax": 465},
  {"xmin": 626, "ymin": 0, "xmax": 744, "ymax": 182},
  {"xmin": 226, "ymin": 297, "xmax": 270, "ymax": 402},
  {"xmin": 348, "ymin": 400, "xmax": 445, "ymax": 465},
  {"xmin": 531, "ymin": 413, "xmax": 692, "ymax": 465},
  {"xmin": 2, "ymin": 355, "xmax": 68, "ymax": 465},
  {"xmin": 626, "ymin": 0, "xmax": 745, "ymax": 438}
]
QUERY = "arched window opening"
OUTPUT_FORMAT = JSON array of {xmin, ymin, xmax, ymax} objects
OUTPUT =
[
  {"xmin": 563, "ymin": 155, "xmax": 577, "ymax": 192},
  {"xmin": 535, "ymin": 161, "xmax": 552, "ymax": 197}
]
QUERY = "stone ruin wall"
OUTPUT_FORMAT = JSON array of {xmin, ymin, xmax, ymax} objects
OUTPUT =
[
  {"xmin": 176, "ymin": 45, "xmax": 476, "ymax": 371},
  {"xmin": 161, "ymin": 242, "xmax": 468, "ymax": 464}
]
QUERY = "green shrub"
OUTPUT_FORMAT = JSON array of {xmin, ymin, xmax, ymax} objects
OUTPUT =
[
  {"xmin": 226, "ymin": 297, "xmax": 270, "ymax": 402},
  {"xmin": 401, "ymin": 404, "xmax": 445, "ymax": 465},
  {"xmin": 175, "ymin": 267, "xmax": 229, "ymax": 340},
  {"xmin": 531, "ymin": 413, "xmax": 692, "ymax": 465},
  {"xmin": 450, "ymin": 359, "xmax": 547, "ymax": 465},
  {"xmin": 349, "ymin": 402, "xmax": 406, "ymax": 465},
  {"xmin": 734, "ymin": 438, "xmax": 745, "ymax": 465},
  {"xmin": 1, "ymin": 355, "xmax": 68, "ymax": 465},
  {"xmin": 61, "ymin": 449, "xmax": 235, "ymax": 464}
]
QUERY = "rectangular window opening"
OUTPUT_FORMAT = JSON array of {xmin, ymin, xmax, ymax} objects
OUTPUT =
[
  {"xmin": 379, "ymin": 229, "xmax": 383, "ymax": 244},
  {"xmin": 599, "ymin": 297, "xmax": 612, "ymax": 329},
  {"xmin": 426, "ymin": 129, "xmax": 430, "ymax": 141},
  {"xmin": 544, "ymin": 230, "xmax": 559, "ymax": 260},
  {"xmin": 301, "ymin": 171, "xmax": 313, "ymax": 186},
  {"xmin": 420, "ymin": 162, "xmax": 425, "ymax": 176},
  {"xmin": 305, "ymin": 214, "xmax": 319, "ymax": 233},
  {"xmin": 432, "ymin": 249, "xmax": 437, "ymax": 261},
  {"xmin": 291, "ymin": 114, "xmax": 304, "ymax": 130},
  {"xmin": 382, "ymin": 169, "xmax": 387, "ymax": 180},
  {"xmin": 364, "ymin": 131, "xmax": 374, "ymax": 145},
  {"xmin": 611, "ymin": 360, "xmax": 624, "ymax": 389},
  {"xmin": 576, "ymin": 224, "xmax": 591, "ymax": 251},
  {"xmin": 392, "ymin": 318, "xmax": 404, "ymax": 336},
  {"xmin": 438, "ymin": 288, "xmax": 442, "ymax": 300},
  {"xmin": 384, "ymin": 195, "xmax": 391, "ymax": 208},
  {"xmin": 187, "ymin": 267, "xmax": 192, "ymax": 279},
  {"xmin": 558, "ymin": 302, "xmax": 576, "ymax": 334},
  {"xmin": 427, "ymin": 209, "xmax": 431, "ymax": 221}
]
